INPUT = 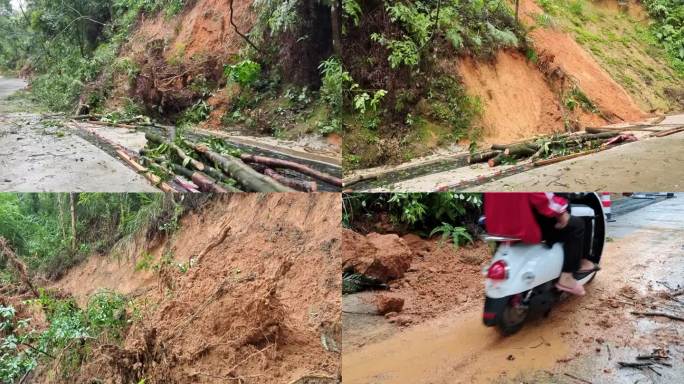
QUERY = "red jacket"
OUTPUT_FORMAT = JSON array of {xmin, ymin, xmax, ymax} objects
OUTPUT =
[{"xmin": 484, "ymin": 193, "xmax": 568, "ymax": 243}]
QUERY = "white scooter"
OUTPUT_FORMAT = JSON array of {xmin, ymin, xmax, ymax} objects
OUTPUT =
[{"xmin": 481, "ymin": 193, "xmax": 606, "ymax": 335}]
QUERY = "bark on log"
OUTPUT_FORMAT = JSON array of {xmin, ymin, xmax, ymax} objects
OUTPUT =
[
  {"xmin": 263, "ymin": 168, "xmax": 318, "ymax": 192},
  {"xmin": 653, "ymin": 126, "xmax": 684, "ymax": 138},
  {"xmin": 142, "ymin": 151, "xmax": 242, "ymax": 192},
  {"xmin": 240, "ymin": 154, "xmax": 342, "ymax": 187},
  {"xmin": 488, "ymin": 154, "xmax": 505, "ymax": 167},
  {"xmin": 188, "ymin": 144, "xmax": 294, "ymax": 192},
  {"xmin": 145, "ymin": 132, "xmax": 206, "ymax": 172},
  {"xmin": 167, "ymin": 163, "xmax": 236, "ymax": 193},
  {"xmin": 504, "ymin": 144, "xmax": 538, "ymax": 157},
  {"xmin": 468, "ymin": 150, "xmax": 501, "ymax": 164},
  {"xmin": 117, "ymin": 150, "xmax": 177, "ymax": 193}
]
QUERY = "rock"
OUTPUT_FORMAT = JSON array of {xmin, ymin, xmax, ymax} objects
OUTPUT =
[
  {"xmin": 342, "ymin": 229, "xmax": 413, "ymax": 283},
  {"xmin": 375, "ymin": 295, "xmax": 405, "ymax": 315}
]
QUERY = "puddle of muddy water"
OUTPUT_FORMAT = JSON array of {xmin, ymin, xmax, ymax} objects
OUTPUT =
[{"xmin": 343, "ymin": 308, "xmax": 573, "ymax": 384}]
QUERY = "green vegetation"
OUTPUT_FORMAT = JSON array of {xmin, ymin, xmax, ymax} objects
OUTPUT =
[
  {"xmin": 642, "ymin": 0, "xmax": 684, "ymax": 73},
  {"xmin": 531, "ymin": 0, "xmax": 683, "ymax": 112},
  {"xmin": 224, "ymin": 59, "xmax": 262, "ymax": 88},
  {"xmin": 0, "ymin": 0, "xmax": 192, "ymax": 111},
  {"xmin": 0, "ymin": 193, "xmax": 183, "ymax": 277},
  {"xmin": 343, "ymin": 192, "xmax": 482, "ymax": 236},
  {"xmin": 342, "ymin": 0, "xmax": 527, "ymax": 170},
  {"xmin": 1, "ymin": 290, "xmax": 130, "ymax": 382},
  {"xmin": 429, "ymin": 222, "xmax": 474, "ymax": 249}
]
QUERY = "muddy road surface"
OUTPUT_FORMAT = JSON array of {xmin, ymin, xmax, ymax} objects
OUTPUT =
[
  {"xmin": 343, "ymin": 196, "xmax": 684, "ymax": 384},
  {"xmin": 1, "ymin": 77, "xmax": 158, "ymax": 191}
]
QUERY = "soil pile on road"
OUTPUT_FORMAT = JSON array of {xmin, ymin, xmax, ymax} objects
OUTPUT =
[
  {"xmin": 388, "ymin": 234, "xmax": 489, "ymax": 322},
  {"xmin": 66, "ymin": 194, "xmax": 341, "ymax": 384},
  {"xmin": 343, "ymin": 229, "xmax": 490, "ymax": 329},
  {"xmin": 342, "ymin": 230, "xmax": 413, "ymax": 282}
]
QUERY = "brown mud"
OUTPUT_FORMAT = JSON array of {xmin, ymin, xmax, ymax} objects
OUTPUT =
[
  {"xmin": 43, "ymin": 193, "xmax": 342, "ymax": 384},
  {"xmin": 456, "ymin": 51, "xmax": 566, "ymax": 145},
  {"xmin": 343, "ymin": 198, "xmax": 684, "ymax": 383}
]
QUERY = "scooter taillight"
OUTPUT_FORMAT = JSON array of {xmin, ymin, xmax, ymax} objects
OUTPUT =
[{"xmin": 487, "ymin": 260, "xmax": 508, "ymax": 280}]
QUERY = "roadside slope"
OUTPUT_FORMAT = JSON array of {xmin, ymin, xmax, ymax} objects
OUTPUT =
[{"xmin": 51, "ymin": 193, "xmax": 342, "ymax": 384}]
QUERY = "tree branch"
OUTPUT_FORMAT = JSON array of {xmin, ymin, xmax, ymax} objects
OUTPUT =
[{"xmin": 228, "ymin": 0, "xmax": 263, "ymax": 55}]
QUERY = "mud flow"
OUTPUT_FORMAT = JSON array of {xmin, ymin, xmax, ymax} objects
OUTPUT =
[
  {"xmin": 342, "ymin": 195, "xmax": 684, "ymax": 383},
  {"xmin": 2, "ymin": 194, "xmax": 342, "ymax": 384}
]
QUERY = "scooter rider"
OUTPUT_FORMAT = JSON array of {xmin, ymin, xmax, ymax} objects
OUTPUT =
[{"xmin": 484, "ymin": 193, "xmax": 598, "ymax": 296}]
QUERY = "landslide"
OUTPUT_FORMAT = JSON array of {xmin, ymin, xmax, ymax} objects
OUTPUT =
[
  {"xmin": 519, "ymin": 0, "xmax": 683, "ymax": 114},
  {"xmin": 342, "ymin": 229, "xmax": 490, "ymax": 351},
  {"xmin": 342, "ymin": 0, "xmax": 682, "ymax": 170},
  {"xmin": 84, "ymin": 0, "xmax": 338, "ymax": 144},
  {"xmin": 51, "ymin": 193, "xmax": 342, "ymax": 384}
]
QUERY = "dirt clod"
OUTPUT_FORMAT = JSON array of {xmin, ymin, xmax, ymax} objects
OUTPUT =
[{"xmin": 375, "ymin": 295, "xmax": 405, "ymax": 315}]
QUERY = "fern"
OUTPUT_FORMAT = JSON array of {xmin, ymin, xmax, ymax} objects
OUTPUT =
[{"xmin": 429, "ymin": 223, "xmax": 474, "ymax": 249}]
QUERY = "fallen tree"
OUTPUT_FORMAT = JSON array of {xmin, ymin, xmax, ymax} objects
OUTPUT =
[
  {"xmin": 145, "ymin": 133, "xmax": 295, "ymax": 193},
  {"xmin": 0, "ymin": 237, "xmax": 40, "ymax": 299},
  {"xmin": 467, "ymin": 131, "xmax": 625, "ymax": 168}
]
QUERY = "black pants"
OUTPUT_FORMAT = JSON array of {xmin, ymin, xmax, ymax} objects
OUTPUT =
[{"xmin": 536, "ymin": 215, "xmax": 586, "ymax": 273}]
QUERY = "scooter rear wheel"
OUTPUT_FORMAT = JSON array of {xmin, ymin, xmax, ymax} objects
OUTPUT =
[{"xmin": 497, "ymin": 294, "xmax": 530, "ymax": 336}]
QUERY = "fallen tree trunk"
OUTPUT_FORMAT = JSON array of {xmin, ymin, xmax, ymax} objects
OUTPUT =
[
  {"xmin": 263, "ymin": 168, "xmax": 318, "ymax": 192},
  {"xmin": 167, "ymin": 163, "xmax": 238, "ymax": 193},
  {"xmin": 468, "ymin": 150, "xmax": 501, "ymax": 164},
  {"xmin": 0, "ymin": 237, "xmax": 40, "ymax": 299},
  {"xmin": 653, "ymin": 126, "xmax": 684, "ymax": 138},
  {"xmin": 141, "ymin": 150, "xmax": 242, "ymax": 192},
  {"xmin": 116, "ymin": 150, "xmax": 179, "ymax": 193},
  {"xmin": 503, "ymin": 144, "xmax": 538, "ymax": 157},
  {"xmin": 145, "ymin": 134, "xmax": 292, "ymax": 192},
  {"xmin": 188, "ymin": 143, "xmax": 295, "ymax": 192},
  {"xmin": 145, "ymin": 132, "xmax": 206, "ymax": 172},
  {"xmin": 488, "ymin": 153, "xmax": 506, "ymax": 167},
  {"xmin": 240, "ymin": 154, "xmax": 342, "ymax": 187}
]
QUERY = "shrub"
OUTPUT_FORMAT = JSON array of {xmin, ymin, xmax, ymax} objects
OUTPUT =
[{"xmin": 224, "ymin": 60, "xmax": 262, "ymax": 88}]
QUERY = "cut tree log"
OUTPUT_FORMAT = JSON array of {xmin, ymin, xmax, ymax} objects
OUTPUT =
[
  {"xmin": 142, "ymin": 151, "xmax": 242, "ymax": 192},
  {"xmin": 488, "ymin": 153, "xmax": 506, "ymax": 168},
  {"xmin": 116, "ymin": 150, "xmax": 178, "ymax": 193},
  {"xmin": 653, "ymin": 126, "xmax": 684, "ymax": 138},
  {"xmin": 263, "ymin": 168, "xmax": 318, "ymax": 192},
  {"xmin": 187, "ymin": 143, "xmax": 295, "ymax": 192},
  {"xmin": 468, "ymin": 150, "xmax": 501, "ymax": 164},
  {"xmin": 240, "ymin": 153, "xmax": 342, "ymax": 187},
  {"xmin": 166, "ymin": 162, "xmax": 237, "ymax": 193},
  {"xmin": 145, "ymin": 133, "xmax": 292, "ymax": 192},
  {"xmin": 503, "ymin": 144, "xmax": 538, "ymax": 157},
  {"xmin": 145, "ymin": 132, "xmax": 206, "ymax": 172}
]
